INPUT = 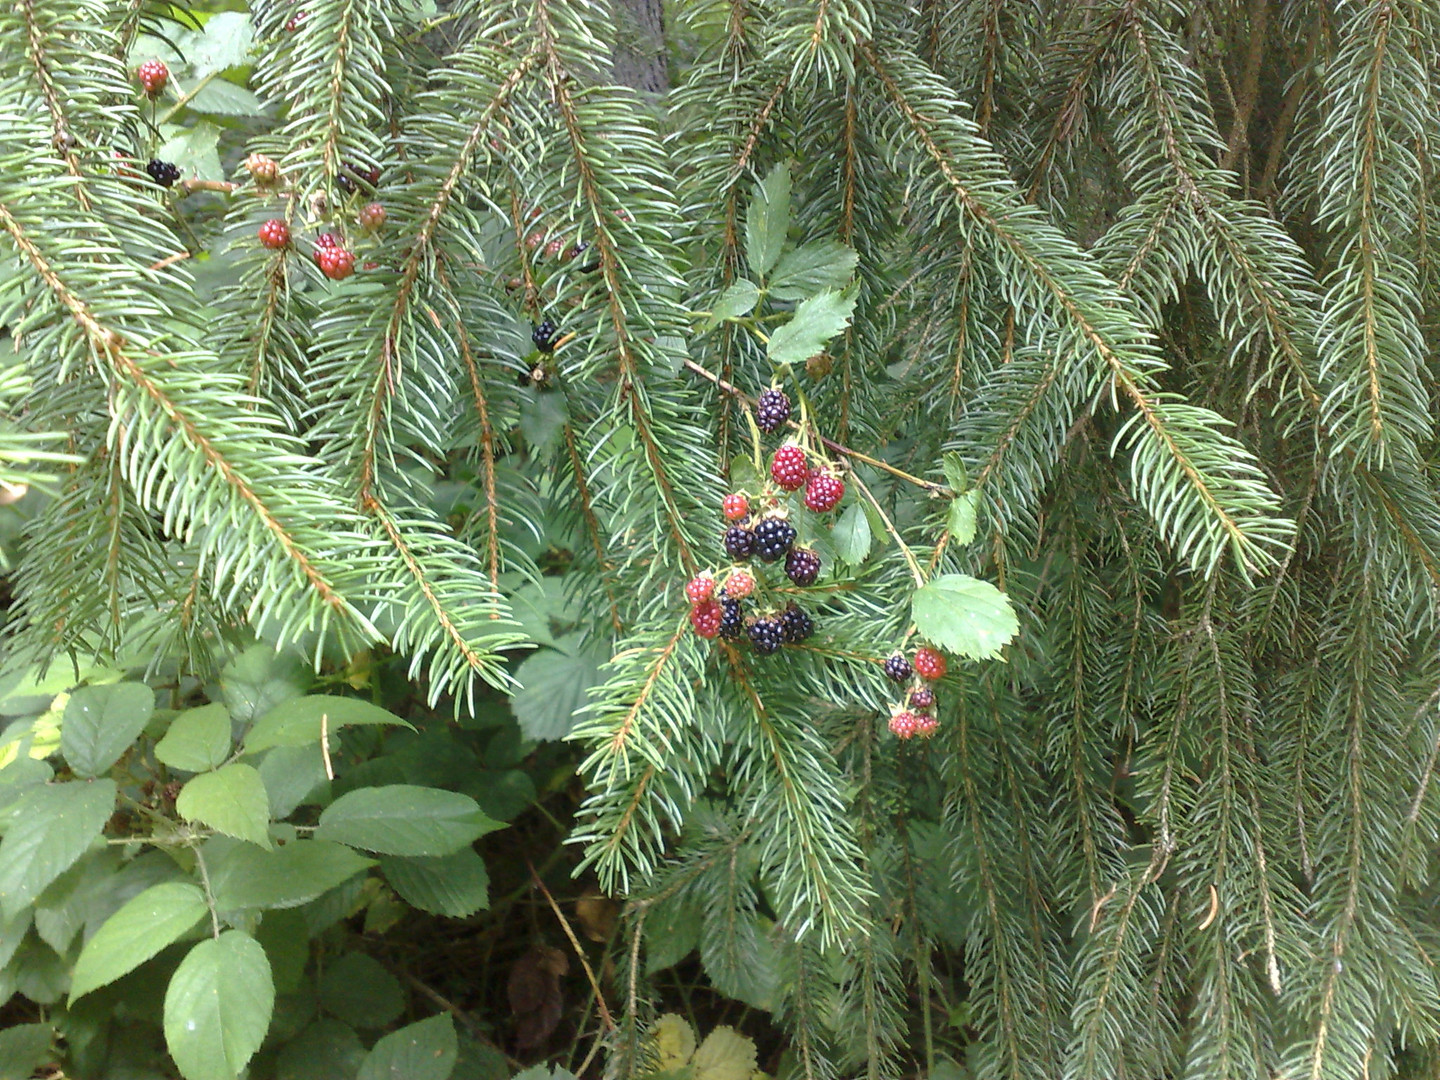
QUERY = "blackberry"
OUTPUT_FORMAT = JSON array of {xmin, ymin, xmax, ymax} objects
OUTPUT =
[
  {"xmin": 685, "ymin": 574, "xmax": 716, "ymax": 605},
  {"xmin": 780, "ymin": 604, "xmax": 813, "ymax": 643},
  {"xmin": 724, "ymin": 567, "xmax": 756, "ymax": 599},
  {"xmin": 136, "ymin": 59, "xmax": 168, "ymax": 98},
  {"xmin": 690, "ymin": 600, "xmax": 723, "ymax": 639},
  {"xmin": 244, "ymin": 153, "xmax": 278, "ymax": 188},
  {"xmin": 358, "ymin": 202, "xmax": 386, "ymax": 232},
  {"xmin": 749, "ymin": 616, "xmax": 783, "ymax": 655},
  {"xmin": 889, "ymin": 710, "xmax": 919, "ymax": 739},
  {"xmin": 913, "ymin": 713, "xmax": 938, "ymax": 738},
  {"xmin": 532, "ymin": 319, "xmax": 561, "ymax": 353},
  {"xmin": 257, "ymin": 219, "xmax": 290, "ymax": 250},
  {"xmin": 755, "ymin": 388, "xmax": 791, "ymax": 433},
  {"xmin": 338, "ymin": 161, "xmax": 380, "ymax": 195},
  {"xmin": 770, "ymin": 444, "xmax": 809, "ymax": 491},
  {"xmin": 883, "ymin": 653, "xmax": 913, "ymax": 682},
  {"xmin": 804, "ymin": 470, "xmax": 845, "ymax": 513},
  {"xmin": 913, "ymin": 646, "xmax": 947, "ymax": 680},
  {"xmin": 785, "ymin": 547, "xmax": 820, "ymax": 586},
  {"xmin": 723, "ymin": 525, "xmax": 756, "ymax": 560},
  {"xmin": 718, "ymin": 596, "xmax": 745, "ymax": 639},
  {"xmin": 753, "ymin": 517, "xmax": 797, "ymax": 562},
  {"xmin": 722, "ymin": 493, "xmax": 749, "ymax": 521},
  {"xmin": 146, "ymin": 159, "xmax": 180, "ymax": 187},
  {"xmin": 908, "ymin": 687, "xmax": 936, "ymax": 710}
]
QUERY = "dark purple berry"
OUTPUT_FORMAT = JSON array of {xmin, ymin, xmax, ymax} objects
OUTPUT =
[
  {"xmin": 909, "ymin": 687, "xmax": 935, "ymax": 709},
  {"xmin": 883, "ymin": 653, "xmax": 913, "ymax": 682},
  {"xmin": 338, "ymin": 160, "xmax": 380, "ymax": 195},
  {"xmin": 749, "ymin": 616, "xmax": 783, "ymax": 655},
  {"xmin": 780, "ymin": 604, "xmax": 813, "ymax": 643},
  {"xmin": 755, "ymin": 388, "xmax": 791, "ymax": 433},
  {"xmin": 532, "ymin": 319, "xmax": 561, "ymax": 353},
  {"xmin": 753, "ymin": 517, "xmax": 797, "ymax": 562},
  {"xmin": 724, "ymin": 525, "xmax": 756, "ymax": 560},
  {"xmin": 785, "ymin": 547, "xmax": 820, "ymax": 586},
  {"xmin": 146, "ymin": 159, "xmax": 180, "ymax": 187},
  {"xmin": 718, "ymin": 596, "xmax": 745, "ymax": 639}
]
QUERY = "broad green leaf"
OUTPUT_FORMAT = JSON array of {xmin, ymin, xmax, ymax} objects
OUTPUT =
[
  {"xmin": 245, "ymin": 695, "xmax": 413, "ymax": 754},
  {"xmin": 0, "ymin": 906, "xmax": 30, "ymax": 968},
  {"xmin": 512, "ymin": 1069, "xmax": 577, "ymax": 1080},
  {"xmin": 174, "ymin": 11, "xmax": 254, "ymax": 75},
  {"xmin": 61, "ymin": 682, "xmax": 153, "ymax": 778},
  {"xmin": 0, "ymin": 1023, "xmax": 51, "ymax": 1080},
  {"xmin": 712, "ymin": 280, "xmax": 760, "ymax": 321},
  {"xmin": 769, "ymin": 240, "xmax": 858, "ymax": 301},
  {"xmin": 744, "ymin": 163, "xmax": 791, "ymax": 278},
  {"xmin": 315, "ymin": 786, "xmax": 500, "ymax": 857},
  {"xmin": 511, "ymin": 645, "xmax": 605, "ymax": 741},
  {"xmin": 156, "ymin": 122, "xmax": 223, "ymax": 183},
  {"xmin": 277, "ymin": 1020, "xmax": 368, "ymax": 1080},
  {"xmin": 947, "ymin": 490, "xmax": 979, "ymax": 547},
  {"xmin": 256, "ymin": 908, "xmax": 310, "ymax": 994},
  {"xmin": 941, "ymin": 452, "xmax": 968, "ymax": 493},
  {"xmin": 156, "ymin": 703, "xmax": 232, "ymax": 773},
  {"xmin": 220, "ymin": 644, "xmax": 308, "ymax": 726},
  {"xmin": 188, "ymin": 79, "xmax": 264, "ymax": 116},
  {"xmin": 381, "ymin": 849, "xmax": 490, "ymax": 918},
  {"xmin": 210, "ymin": 839, "xmax": 374, "ymax": 911},
  {"xmin": 70, "ymin": 882, "xmax": 208, "ymax": 1002},
  {"xmin": 0, "ymin": 780, "xmax": 115, "ymax": 918},
  {"xmin": 910, "ymin": 574, "xmax": 1019, "ymax": 660},
  {"xmin": 163, "ymin": 931, "xmax": 274, "ymax": 1080},
  {"xmin": 645, "ymin": 895, "xmax": 701, "ymax": 974},
  {"xmin": 357, "ymin": 1014, "xmax": 457, "ymax": 1080},
  {"xmin": 12, "ymin": 936, "xmax": 67, "ymax": 1002},
  {"xmin": 319, "ymin": 952, "xmax": 404, "ymax": 1029},
  {"xmin": 176, "ymin": 764, "xmax": 271, "ymax": 848},
  {"xmin": 34, "ymin": 847, "xmax": 119, "ymax": 954},
  {"xmin": 518, "ymin": 390, "xmax": 569, "ymax": 457},
  {"xmin": 767, "ymin": 288, "xmax": 857, "ymax": 367},
  {"xmin": 258, "ymin": 743, "xmax": 329, "ymax": 819},
  {"xmin": 831, "ymin": 503, "xmax": 872, "ymax": 565}
]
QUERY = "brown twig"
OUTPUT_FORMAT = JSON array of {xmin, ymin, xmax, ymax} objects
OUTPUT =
[{"xmin": 527, "ymin": 859, "xmax": 615, "ymax": 1031}]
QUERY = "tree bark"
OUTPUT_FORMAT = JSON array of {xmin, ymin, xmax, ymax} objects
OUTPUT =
[{"xmin": 611, "ymin": 0, "xmax": 668, "ymax": 93}]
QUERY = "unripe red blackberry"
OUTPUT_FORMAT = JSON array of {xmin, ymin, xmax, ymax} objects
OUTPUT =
[
  {"xmin": 908, "ymin": 687, "xmax": 935, "ymax": 710},
  {"xmin": 358, "ymin": 202, "xmax": 386, "ymax": 232},
  {"xmin": 685, "ymin": 574, "xmax": 715, "ymax": 605},
  {"xmin": 544, "ymin": 236, "xmax": 565, "ymax": 258},
  {"xmin": 753, "ymin": 517, "xmax": 797, "ymax": 562},
  {"xmin": 889, "ymin": 710, "xmax": 919, "ymax": 739},
  {"xmin": 780, "ymin": 604, "xmax": 814, "ymax": 643},
  {"xmin": 724, "ymin": 567, "xmax": 756, "ymax": 599},
  {"xmin": 803, "ymin": 470, "xmax": 845, "ymax": 513},
  {"xmin": 317, "ymin": 246, "xmax": 355, "ymax": 280},
  {"xmin": 258, "ymin": 219, "xmax": 290, "ymax": 249},
  {"xmin": 755, "ymin": 388, "xmax": 790, "ymax": 433},
  {"xmin": 748, "ymin": 615, "xmax": 783, "ymax": 655},
  {"xmin": 883, "ymin": 653, "xmax": 913, "ymax": 682},
  {"xmin": 784, "ymin": 547, "xmax": 820, "ymax": 586},
  {"xmin": 723, "ymin": 493, "xmax": 749, "ymax": 521},
  {"xmin": 913, "ymin": 713, "xmax": 938, "ymax": 738},
  {"xmin": 286, "ymin": 10, "xmax": 308, "ymax": 31},
  {"xmin": 771, "ymin": 445, "xmax": 809, "ymax": 491},
  {"xmin": 314, "ymin": 231, "xmax": 340, "ymax": 250},
  {"xmin": 723, "ymin": 525, "xmax": 756, "ymax": 560},
  {"xmin": 525, "ymin": 231, "xmax": 545, "ymax": 250},
  {"xmin": 913, "ymin": 647, "xmax": 947, "ymax": 681},
  {"xmin": 689, "ymin": 600, "xmax": 723, "ymax": 638},
  {"xmin": 136, "ymin": 60, "xmax": 168, "ymax": 98},
  {"xmin": 244, "ymin": 154, "xmax": 280, "ymax": 186}
]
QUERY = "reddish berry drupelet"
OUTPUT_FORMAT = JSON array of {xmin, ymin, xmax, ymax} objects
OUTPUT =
[
  {"xmin": 771, "ymin": 444, "xmax": 809, "ymax": 491},
  {"xmin": 724, "ymin": 568, "xmax": 756, "ymax": 599},
  {"xmin": 317, "ymin": 246, "xmax": 355, "ymax": 280},
  {"xmin": 689, "ymin": 600, "xmax": 723, "ymax": 638},
  {"xmin": 258, "ymin": 219, "xmax": 290, "ymax": 250},
  {"xmin": 913, "ymin": 647, "xmax": 947, "ymax": 681},
  {"xmin": 723, "ymin": 493, "xmax": 749, "ymax": 521},
  {"xmin": 889, "ymin": 711, "xmax": 920, "ymax": 739},
  {"xmin": 913, "ymin": 713, "xmax": 938, "ymax": 738},
  {"xmin": 804, "ymin": 470, "xmax": 845, "ymax": 513},
  {"xmin": 137, "ymin": 60, "xmax": 168, "ymax": 98},
  {"xmin": 685, "ymin": 574, "xmax": 716, "ymax": 605}
]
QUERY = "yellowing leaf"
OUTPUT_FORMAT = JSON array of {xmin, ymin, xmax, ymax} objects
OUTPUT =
[
  {"xmin": 651, "ymin": 1013, "xmax": 696, "ymax": 1071},
  {"xmin": 692, "ymin": 1027, "xmax": 757, "ymax": 1080}
]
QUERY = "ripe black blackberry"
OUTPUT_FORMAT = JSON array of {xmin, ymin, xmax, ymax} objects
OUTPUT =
[
  {"xmin": 723, "ymin": 525, "xmax": 756, "ymax": 560},
  {"xmin": 755, "ymin": 388, "xmax": 791, "ymax": 433},
  {"xmin": 146, "ymin": 159, "xmax": 180, "ymax": 187},
  {"xmin": 338, "ymin": 161, "xmax": 380, "ymax": 195},
  {"xmin": 883, "ymin": 653, "xmax": 913, "ymax": 682},
  {"xmin": 785, "ymin": 547, "xmax": 820, "ymax": 586},
  {"xmin": 753, "ymin": 517, "xmax": 797, "ymax": 562},
  {"xmin": 718, "ymin": 596, "xmax": 745, "ymax": 639},
  {"xmin": 780, "ymin": 604, "xmax": 813, "ymax": 643},
  {"xmin": 532, "ymin": 319, "xmax": 561, "ymax": 353},
  {"xmin": 749, "ymin": 615, "xmax": 783, "ymax": 655}
]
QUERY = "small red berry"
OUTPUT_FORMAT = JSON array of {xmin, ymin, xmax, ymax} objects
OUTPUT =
[
  {"xmin": 136, "ymin": 60, "xmax": 168, "ymax": 99},
  {"xmin": 913, "ymin": 713, "xmax": 938, "ymax": 738},
  {"xmin": 685, "ymin": 574, "xmax": 716, "ymax": 605},
  {"xmin": 258, "ymin": 219, "xmax": 290, "ymax": 249},
  {"xmin": 913, "ymin": 647, "xmax": 947, "ymax": 681},
  {"xmin": 543, "ymin": 236, "xmax": 565, "ymax": 258},
  {"xmin": 804, "ymin": 470, "xmax": 845, "ymax": 513},
  {"xmin": 771, "ymin": 445, "xmax": 809, "ymax": 492},
  {"xmin": 358, "ymin": 202, "xmax": 386, "ymax": 232},
  {"xmin": 689, "ymin": 600, "xmax": 723, "ymax": 639},
  {"xmin": 525, "ymin": 231, "xmax": 545, "ymax": 250},
  {"xmin": 723, "ymin": 493, "xmax": 749, "ymax": 521},
  {"xmin": 317, "ymin": 246, "xmax": 355, "ymax": 280},
  {"xmin": 286, "ymin": 10, "xmax": 308, "ymax": 31},
  {"xmin": 889, "ymin": 710, "xmax": 919, "ymax": 739},
  {"xmin": 724, "ymin": 568, "xmax": 755, "ymax": 599}
]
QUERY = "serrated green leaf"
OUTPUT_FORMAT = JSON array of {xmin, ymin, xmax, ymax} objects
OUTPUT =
[
  {"xmin": 176, "ymin": 764, "xmax": 271, "ymax": 848},
  {"xmin": 188, "ymin": 79, "xmax": 264, "ymax": 116},
  {"xmin": 319, "ymin": 952, "xmax": 404, "ymax": 1029},
  {"xmin": 220, "ymin": 645, "xmax": 308, "ymax": 726},
  {"xmin": 277, "ymin": 1020, "xmax": 368, "ymax": 1080},
  {"xmin": 315, "ymin": 786, "xmax": 500, "ymax": 856},
  {"xmin": 245, "ymin": 695, "xmax": 413, "ymax": 754},
  {"xmin": 70, "ymin": 882, "xmax": 208, "ymax": 1002},
  {"xmin": 210, "ymin": 838, "xmax": 374, "ymax": 911},
  {"xmin": 174, "ymin": 11, "xmax": 254, "ymax": 76},
  {"xmin": 745, "ymin": 163, "xmax": 791, "ymax": 278},
  {"xmin": 380, "ymin": 849, "xmax": 490, "ymax": 918},
  {"xmin": 0, "ymin": 780, "xmax": 115, "ymax": 918},
  {"xmin": 511, "ymin": 644, "xmax": 606, "ymax": 741},
  {"xmin": 941, "ymin": 452, "xmax": 968, "ymax": 493},
  {"xmin": 831, "ymin": 503, "xmax": 872, "ymax": 564},
  {"xmin": 163, "ymin": 931, "xmax": 274, "ymax": 1080},
  {"xmin": 257, "ymin": 743, "xmax": 329, "ymax": 819},
  {"xmin": 0, "ymin": 1023, "xmax": 52, "ymax": 1080},
  {"xmin": 357, "ymin": 1014, "xmax": 457, "ymax": 1080},
  {"xmin": 712, "ymin": 281, "xmax": 760, "ymax": 321},
  {"xmin": 61, "ymin": 682, "xmax": 153, "ymax": 778},
  {"xmin": 767, "ymin": 288, "xmax": 857, "ymax": 367},
  {"xmin": 910, "ymin": 575, "xmax": 1019, "ymax": 660},
  {"xmin": 157, "ymin": 122, "xmax": 223, "ymax": 183},
  {"xmin": 769, "ymin": 240, "xmax": 858, "ymax": 301},
  {"xmin": 947, "ymin": 490, "xmax": 979, "ymax": 546},
  {"xmin": 156, "ymin": 703, "xmax": 232, "ymax": 773}
]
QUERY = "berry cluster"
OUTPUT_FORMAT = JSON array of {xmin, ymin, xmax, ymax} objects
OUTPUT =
[
  {"xmin": 136, "ymin": 60, "xmax": 168, "ymax": 99},
  {"xmin": 886, "ymin": 646, "xmax": 948, "ymax": 741}
]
